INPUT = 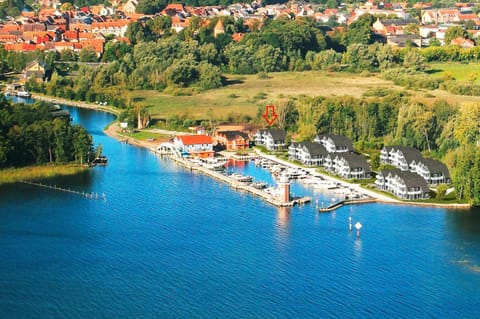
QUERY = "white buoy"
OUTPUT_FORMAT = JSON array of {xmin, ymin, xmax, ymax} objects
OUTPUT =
[
  {"xmin": 349, "ymin": 217, "xmax": 352, "ymax": 231},
  {"xmin": 355, "ymin": 222, "xmax": 362, "ymax": 238}
]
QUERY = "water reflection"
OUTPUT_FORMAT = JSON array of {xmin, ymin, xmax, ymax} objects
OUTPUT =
[
  {"xmin": 276, "ymin": 207, "xmax": 291, "ymax": 229},
  {"xmin": 275, "ymin": 207, "xmax": 291, "ymax": 247}
]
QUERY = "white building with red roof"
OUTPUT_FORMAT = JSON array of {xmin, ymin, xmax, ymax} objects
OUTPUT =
[{"xmin": 174, "ymin": 135, "xmax": 214, "ymax": 158}]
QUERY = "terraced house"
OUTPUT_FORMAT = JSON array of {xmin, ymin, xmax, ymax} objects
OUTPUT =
[
  {"xmin": 380, "ymin": 145, "xmax": 451, "ymax": 186},
  {"xmin": 288, "ymin": 141, "xmax": 328, "ymax": 166},
  {"xmin": 376, "ymin": 169, "xmax": 430, "ymax": 200},
  {"xmin": 380, "ymin": 146, "xmax": 423, "ymax": 171},
  {"xmin": 326, "ymin": 153, "xmax": 372, "ymax": 180},
  {"xmin": 254, "ymin": 128, "xmax": 286, "ymax": 151},
  {"xmin": 314, "ymin": 134, "xmax": 354, "ymax": 153}
]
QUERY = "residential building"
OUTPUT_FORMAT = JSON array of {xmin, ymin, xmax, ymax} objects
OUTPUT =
[
  {"xmin": 173, "ymin": 134, "xmax": 214, "ymax": 158},
  {"xmin": 122, "ymin": 0, "xmax": 137, "ymax": 15},
  {"xmin": 314, "ymin": 134, "xmax": 354, "ymax": 153},
  {"xmin": 214, "ymin": 19, "xmax": 225, "ymax": 37},
  {"xmin": 380, "ymin": 145, "xmax": 423, "ymax": 171},
  {"xmin": 376, "ymin": 169, "xmax": 430, "ymax": 200},
  {"xmin": 215, "ymin": 130, "xmax": 250, "ymax": 151},
  {"xmin": 23, "ymin": 60, "xmax": 46, "ymax": 82},
  {"xmin": 254, "ymin": 128, "xmax": 286, "ymax": 151},
  {"xmin": 288, "ymin": 141, "xmax": 328, "ymax": 166},
  {"xmin": 412, "ymin": 158, "xmax": 451, "ymax": 185},
  {"xmin": 331, "ymin": 153, "xmax": 372, "ymax": 179}
]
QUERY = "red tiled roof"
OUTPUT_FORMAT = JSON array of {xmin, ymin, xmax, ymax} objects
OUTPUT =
[
  {"xmin": 0, "ymin": 34, "xmax": 19, "ymax": 42},
  {"xmin": 1, "ymin": 24, "xmax": 22, "ymax": 32},
  {"xmin": 177, "ymin": 135, "xmax": 213, "ymax": 145},
  {"xmin": 232, "ymin": 32, "xmax": 245, "ymax": 42},
  {"xmin": 458, "ymin": 13, "xmax": 479, "ymax": 21},
  {"xmin": 115, "ymin": 36, "xmax": 131, "ymax": 44}
]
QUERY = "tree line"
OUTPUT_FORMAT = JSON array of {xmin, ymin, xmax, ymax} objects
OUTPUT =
[{"xmin": 0, "ymin": 98, "xmax": 95, "ymax": 168}]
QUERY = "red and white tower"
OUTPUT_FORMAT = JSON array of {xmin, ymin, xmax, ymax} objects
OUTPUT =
[{"xmin": 277, "ymin": 174, "xmax": 291, "ymax": 203}]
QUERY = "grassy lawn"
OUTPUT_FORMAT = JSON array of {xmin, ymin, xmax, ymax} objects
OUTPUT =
[
  {"xmin": 129, "ymin": 71, "xmax": 396, "ymax": 122},
  {"xmin": 427, "ymin": 62, "xmax": 480, "ymax": 82},
  {"xmin": 123, "ymin": 131, "xmax": 169, "ymax": 141}
]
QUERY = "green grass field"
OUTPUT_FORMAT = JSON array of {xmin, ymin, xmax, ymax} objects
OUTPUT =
[
  {"xmin": 130, "ymin": 71, "xmax": 395, "ymax": 122},
  {"xmin": 123, "ymin": 131, "xmax": 168, "ymax": 141},
  {"xmin": 428, "ymin": 62, "xmax": 480, "ymax": 82}
]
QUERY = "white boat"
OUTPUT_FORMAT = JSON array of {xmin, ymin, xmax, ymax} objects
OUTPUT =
[
  {"xmin": 203, "ymin": 162, "xmax": 225, "ymax": 171},
  {"xmin": 311, "ymin": 180, "xmax": 339, "ymax": 190},
  {"xmin": 201, "ymin": 157, "xmax": 227, "ymax": 170},
  {"xmin": 230, "ymin": 173, "xmax": 253, "ymax": 183},
  {"xmin": 16, "ymin": 90, "xmax": 31, "ymax": 97},
  {"xmin": 284, "ymin": 168, "xmax": 303, "ymax": 179},
  {"xmin": 300, "ymin": 177, "xmax": 325, "ymax": 185},
  {"xmin": 251, "ymin": 182, "xmax": 267, "ymax": 189}
]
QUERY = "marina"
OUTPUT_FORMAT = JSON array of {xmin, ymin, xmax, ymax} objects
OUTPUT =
[
  {"xmin": 155, "ymin": 142, "xmax": 376, "ymax": 209},
  {"xmin": 167, "ymin": 155, "xmax": 312, "ymax": 207}
]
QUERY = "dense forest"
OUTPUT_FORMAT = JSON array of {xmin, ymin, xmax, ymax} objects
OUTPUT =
[{"xmin": 0, "ymin": 98, "xmax": 95, "ymax": 168}]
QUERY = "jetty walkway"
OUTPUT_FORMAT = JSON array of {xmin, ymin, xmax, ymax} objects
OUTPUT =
[
  {"xmin": 318, "ymin": 198, "xmax": 378, "ymax": 212},
  {"xmin": 20, "ymin": 180, "xmax": 106, "ymax": 200}
]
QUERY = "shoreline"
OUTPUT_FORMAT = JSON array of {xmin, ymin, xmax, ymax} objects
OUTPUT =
[
  {"xmin": 104, "ymin": 120, "xmax": 472, "ymax": 210},
  {"xmin": 25, "ymin": 94, "xmax": 473, "ymax": 210},
  {"xmin": 31, "ymin": 94, "xmax": 122, "ymax": 116}
]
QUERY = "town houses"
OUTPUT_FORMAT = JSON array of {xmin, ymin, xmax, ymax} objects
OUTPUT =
[
  {"xmin": 3, "ymin": 0, "xmax": 480, "ymax": 56},
  {"xmin": 375, "ymin": 169, "xmax": 431, "ymax": 200},
  {"xmin": 380, "ymin": 145, "xmax": 451, "ymax": 186}
]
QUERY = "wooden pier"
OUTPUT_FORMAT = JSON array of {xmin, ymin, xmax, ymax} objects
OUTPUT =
[
  {"xmin": 318, "ymin": 198, "xmax": 377, "ymax": 212},
  {"xmin": 20, "ymin": 180, "xmax": 106, "ymax": 200}
]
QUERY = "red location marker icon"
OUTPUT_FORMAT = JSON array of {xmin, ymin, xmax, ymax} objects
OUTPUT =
[{"xmin": 263, "ymin": 105, "xmax": 278, "ymax": 126}]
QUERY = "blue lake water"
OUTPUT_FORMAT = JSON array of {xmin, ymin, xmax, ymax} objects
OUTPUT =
[{"xmin": 1, "ymin": 101, "xmax": 480, "ymax": 318}]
